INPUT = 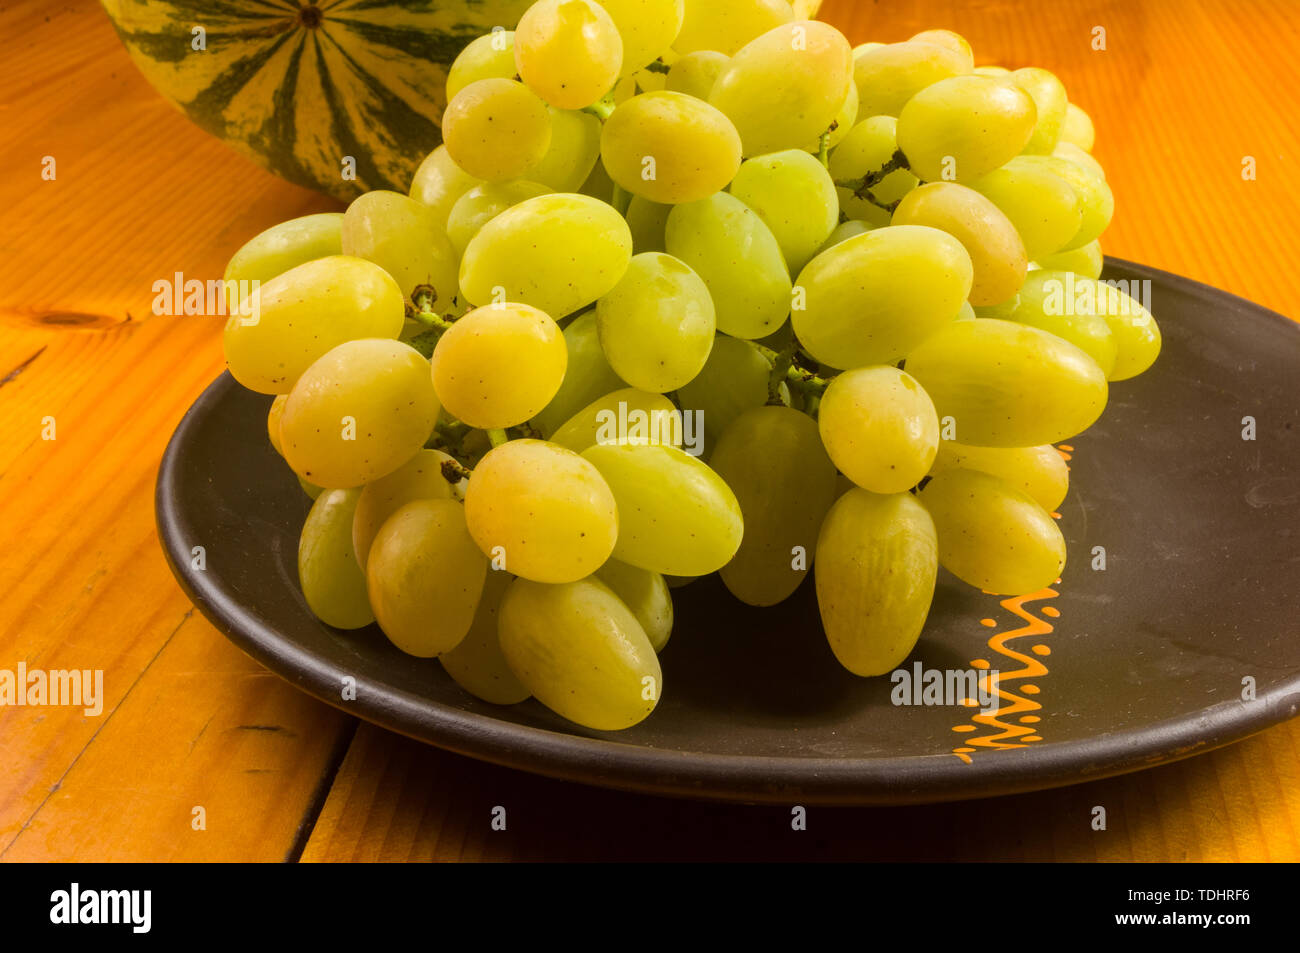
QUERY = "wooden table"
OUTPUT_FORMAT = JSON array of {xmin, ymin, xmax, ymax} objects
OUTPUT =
[{"xmin": 1, "ymin": 0, "xmax": 1297, "ymax": 862}]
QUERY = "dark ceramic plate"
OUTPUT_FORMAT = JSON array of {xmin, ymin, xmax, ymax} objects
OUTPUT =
[{"xmin": 156, "ymin": 259, "xmax": 1300, "ymax": 805}]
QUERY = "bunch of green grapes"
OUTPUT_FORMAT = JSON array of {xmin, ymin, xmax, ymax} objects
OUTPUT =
[{"xmin": 220, "ymin": 5, "xmax": 1161, "ymax": 727}]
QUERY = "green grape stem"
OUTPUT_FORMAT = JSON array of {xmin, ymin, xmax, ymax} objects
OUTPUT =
[
  {"xmin": 643, "ymin": 59, "xmax": 671, "ymax": 75},
  {"xmin": 486, "ymin": 428, "xmax": 510, "ymax": 448},
  {"xmin": 766, "ymin": 339, "xmax": 798, "ymax": 404},
  {"xmin": 582, "ymin": 96, "xmax": 616, "ymax": 121},
  {"xmin": 817, "ymin": 128, "xmax": 833, "ymax": 169},
  {"xmin": 440, "ymin": 457, "xmax": 473, "ymax": 485},
  {"xmin": 755, "ymin": 343, "xmax": 833, "ymax": 395},
  {"xmin": 834, "ymin": 148, "xmax": 910, "ymax": 204}
]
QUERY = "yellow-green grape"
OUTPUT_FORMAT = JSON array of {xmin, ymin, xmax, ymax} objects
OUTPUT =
[
  {"xmin": 596, "ymin": 252, "xmax": 715, "ymax": 392},
  {"xmin": 1037, "ymin": 239, "xmax": 1103, "ymax": 279},
  {"xmin": 601, "ymin": 91, "xmax": 742, "ymax": 204},
  {"xmin": 955, "ymin": 300, "xmax": 977, "ymax": 321},
  {"xmin": 729, "ymin": 150, "xmax": 839, "ymax": 274},
  {"xmin": 352, "ymin": 449, "xmax": 456, "ymax": 568},
  {"xmin": 673, "ymin": 0, "xmax": 792, "ymax": 55},
  {"xmin": 791, "ymin": 225, "xmax": 972, "ymax": 369},
  {"xmin": 676, "ymin": 334, "xmax": 786, "ymax": 445},
  {"xmin": 550, "ymin": 387, "xmax": 683, "ymax": 453},
  {"xmin": 907, "ymin": 29, "xmax": 974, "ymax": 69},
  {"xmin": 581, "ymin": 443, "xmax": 743, "ymax": 575},
  {"xmin": 852, "ymin": 42, "xmax": 883, "ymax": 58},
  {"xmin": 446, "ymin": 180, "xmax": 552, "ymax": 256},
  {"xmin": 442, "ymin": 78, "xmax": 552, "ymax": 182},
  {"xmin": 593, "ymin": 559, "xmax": 673, "ymax": 651},
  {"xmin": 367, "ymin": 499, "xmax": 487, "ymax": 657},
  {"xmin": 1007, "ymin": 270, "xmax": 1118, "ymax": 376},
  {"xmin": 460, "ymin": 193, "xmax": 633, "ymax": 317},
  {"xmin": 828, "ymin": 115, "xmax": 918, "ymax": 227},
  {"xmin": 281, "ymin": 339, "xmax": 439, "ymax": 489},
  {"xmin": 1053, "ymin": 140, "xmax": 1107, "ymax": 183},
  {"xmin": 905, "ymin": 319, "xmax": 1108, "ymax": 447},
  {"xmin": 972, "ymin": 296, "xmax": 1021, "ymax": 320},
  {"xmin": 223, "ymin": 213, "xmax": 343, "ymax": 302},
  {"xmin": 528, "ymin": 108, "xmax": 604, "ymax": 192},
  {"xmin": 515, "ymin": 0, "xmax": 624, "ymax": 109},
  {"xmin": 665, "ymin": 50, "xmax": 730, "ymax": 99},
  {"xmin": 446, "ymin": 30, "xmax": 517, "ymax": 100},
  {"xmin": 852, "ymin": 41, "xmax": 970, "ymax": 121},
  {"xmin": 665, "ymin": 193, "xmax": 791, "ymax": 339},
  {"xmin": 431, "ymin": 303, "xmax": 566, "ymax": 429},
  {"xmin": 973, "ymin": 64, "xmax": 1010, "ymax": 76},
  {"xmin": 931, "ymin": 442, "xmax": 1069, "ymax": 513},
  {"xmin": 896, "ymin": 75, "xmax": 1037, "ymax": 183},
  {"xmin": 342, "ymin": 190, "xmax": 459, "ymax": 311},
  {"xmin": 1010, "ymin": 155, "xmax": 1112, "ymax": 251},
  {"xmin": 267, "ymin": 395, "xmax": 287, "ymax": 455},
  {"xmin": 920, "ymin": 468, "xmax": 1065, "ymax": 595},
  {"xmin": 801, "ymin": 78, "xmax": 858, "ymax": 153},
  {"xmin": 1011, "ymin": 67, "xmax": 1068, "ymax": 154},
  {"xmin": 818, "ymin": 219, "xmax": 875, "ymax": 254},
  {"xmin": 531, "ymin": 312, "xmax": 626, "ymax": 436},
  {"xmin": 815, "ymin": 489, "xmax": 937, "ymax": 676},
  {"xmin": 819, "ymin": 366, "xmax": 939, "ymax": 494},
  {"xmin": 409, "ymin": 145, "xmax": 484, "ymax": 229},
  {"xmin": 969, "ymin": 161, "xmax": 1082, "ymax": 261},
  {"xmin": 498, "ymin": 576, "xmax": 661, "ymax": 730},
  {"xmin": 1061, "ymin": 102, "xmax": 1095, "ymax": 152},
  {"xmin": 439, "ymin": 569, "xmax": 531, "ymax": 705},
  {"xmin": 223, "ymin": 256, "xmax": 405, "ymax": 395},
  {"xmin": 892, "ymin": 182, "xmax": 1027, "ymax": 307},
  {"xmin": 1080, "ymin": 275, "xmax": 1161, "ymax": 380},
  {"xmin": 464, "ymin": 439, "xmax": 618, "ymax": 583},
  {"xmin": 626, "ymin": 196, "xmax": 671, "ymax": 253},
  {"xmin": 709, "ymin": 21, "xmax": 854, "ymax": 156},
  {"xmin": 299, "ymin": 488, "xmax": 373, "ymax": 629},
  {"xmin": 600, "ymin": 0, "xmax": 685, "ymax": 75},
  {"xmin": 579, "ymin": 155, "xmax": 616, "ymax": 203},
  {"xmin": 711, "ymin": 405, "xmax": 837, "ymax": 606},
  {"xmin": 298, "ymin": 476, "xmax": 324, "ymax": 500}
]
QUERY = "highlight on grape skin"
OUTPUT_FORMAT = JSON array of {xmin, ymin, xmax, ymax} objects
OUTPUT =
[{"xmin": 220, "ymin": 3, "xmax": 1161, "ymax": 732}]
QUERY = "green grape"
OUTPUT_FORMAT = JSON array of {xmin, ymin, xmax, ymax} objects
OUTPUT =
[
  {"xmin": 665, "ymin": 50, "xmax": 730, "ymax": 100},
  {"xmin": 464, "ymin": 439, "xmax": 618, "ymax": 583},
  {"xmin": 908, "ymin": 29, "xmax": 974, "ymax": 70},
  {"xmin": 972, "ymin": 295, "xmax": 1020, "ymax": 320},
  {"xmin": 367, "ymin": 499, "xmax": 487, "ymax": 657},
  {"xmin": 298, "ymin": 475, "xmax": 324, "ymax": 500},
  {"xmin": 815, "ymin": 489, "xmax": 937, "ymax": 676},
  {"xmin": 828, "ymin": 115, "xmax": 918, "ymax": 227},
  {"xmin": 973, "ymin": 65, "xmax": 1010, "ymax": 76},
  {"xmin": 896, "ymin": 75, "xmax": 1037, "ymax": 183},
  {"xmin": 818, "ymin": 219, "xmax": 875, "ymax": 254},
  {"xmin": 676, "ymin": 333, "xmax": 785, "ymax": 445},
  {"xmin": 446, "ymin": 30, "xmax": 517, "ymax": 100},
  {"xmin": 1061, "ymin": 102, "xmax": 1095, "ymax": 152},
  {"xmin": 223, "ymin": 213, "xmax": 343, "ymax": 305},
  {"xmin": 223, "ymin": 256, "xmax": 405, "ymax": 395},
  {"xmin": 955, "ymin": 300, "xmax": 977, "ymax": 321},
  {"xmin": 709, "ymin": 21, "xmax": 854, "ymax": 156},
  {"xmin": 626, "ymin": 195, "xmax": 671, "ymax": 253},
  {"xmin": 460, "ymin": 194, "xmax": 633, "ymax": 317},
  {"xmin": 852, "ymin": 42, "xmax": 884, "ymax": 58},
  {"xmin": 342, "ymin": 190, "xmax": 459, "ymax": 310},
  {"xmin": 665, "ymin": 193, "xmax": 791, "ymax": 339},
  {"xmin": 905, "ymin": 319, "xmax": 1108, "ymax": 447},
  {"xmin": 969, "ymin": 161, "xmax": 1082, "ymax": 261},
  {"xmin": 1037, "ymin": 239, "xmax": 1103, "ymax": 279},
  {"xmin": 1068, "ymin": 275, "xmax": 1161, "ymax": 380},
  {"xmin": 550, "ymin": 387, "xmax": 683, "ymax": 453},
  {"xmin": 409, "ymin": 145, "xmax": 484, "ymax": 229},
  {"xmin": 528, "ymin": 108, "xmax": 604, "ymax": 192},
  {"xmin": 800, "ymin": 79, "xmax": 858, "ymax": 154},
  {"xmin": 581, "ymin": 443, "xmax": 743, "ymax": 575},
  {"xmin": 920, "ymin": 468, "xmax": 1065, "ymax": 595},
  {"xmin": 515, "ymin": 0, "xmax": 624, "ymax": 109},
  {"xmin": 593, "ymin": 559, "xmax": 673, "ymax": 652},
  {"xmin": 931, "ymin": 442, "xmax": 1069, "ymax": 513},
  {"xmin": 442, "ymin": 78, "xmax": 552, "ymax": 182},
  {"xmin": 531, "ymin": 311, "xmax": 626, "ymax": 436},
  {"xmin": 819, "ymin": 366, "xmax": 939, "ymax": 494},
  {"xmin": 601, "ymin": 91, "xmax": 742, "ymax": 204},
  {"xmin": 498, "ymin": 576, "xmax": 661, "ymax": 730},
  {"xmin": 439, "ymin": 569, "xmax": 531, "ymax": 705},
  {"xmin": 600, "ymin": 0, "xmax": 685, "ymax": 75},
  {"xmin": 1010, "ymin": 155, "xmax": 1112, "ymax": 251},
  {"xmin": 446, "ymin": 180, "xmax": 552, "ymax": 256},
  {"xmin": 791, "ymin": 225, "xmax": 972, "ymax": 369},
  {"xmin": 352, "ymin": 449, "xmax": 456, "ymax": 568},
  {"xmin": 711, "ymin": 405, "xmax": 838, "ymax": 606},
  {"xmin": 267, "ymin": 395, "xmax": 287, "ymax": 455},
  {"xmin": 729, "ymin": 150, "xmax": 839, "ymax": 274},
  {"xmin": 431, "ymin": 303, "xmax": 566, "ymax": 428},
  {"xmin": 1011, "ymin": 67, "xmax": 1068, "ymax": 154},
  {"xmin": 299, "ymin": 488, "xmax": 373, "ymax": 629},
  {"xmin": 579, "ymin": 155, "xmax": 616, "ymax": 203},
  {"xmin": 1053, "ymin": 141, "xmax": 1106, "ymax": 182},
  {"xmin": 852, "ymin": 41, "xmax": 970, "ymax": 121},
  {"xmin": 673, "ymin": 0, "xmax": 792, "ymax": 55},
  {"xmin": 892, "ymin": 182, "xmax": 1027, "ymax": 307},
  {"xmin": 1007, "ymin": 270, "xmax": 1118, "ymax": 375},
  {"xmin": 596, "ymin": 252, "xmax": 715, "ymax": 392},
  {"xmin": 281, "ymin": 339, "xmax": 440, "ymax": 488}
]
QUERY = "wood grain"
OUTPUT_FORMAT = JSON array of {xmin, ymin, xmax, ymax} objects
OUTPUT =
[{"xmin": 0, "ymin": 0, "xmax": 1296, "ymax": 863}]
